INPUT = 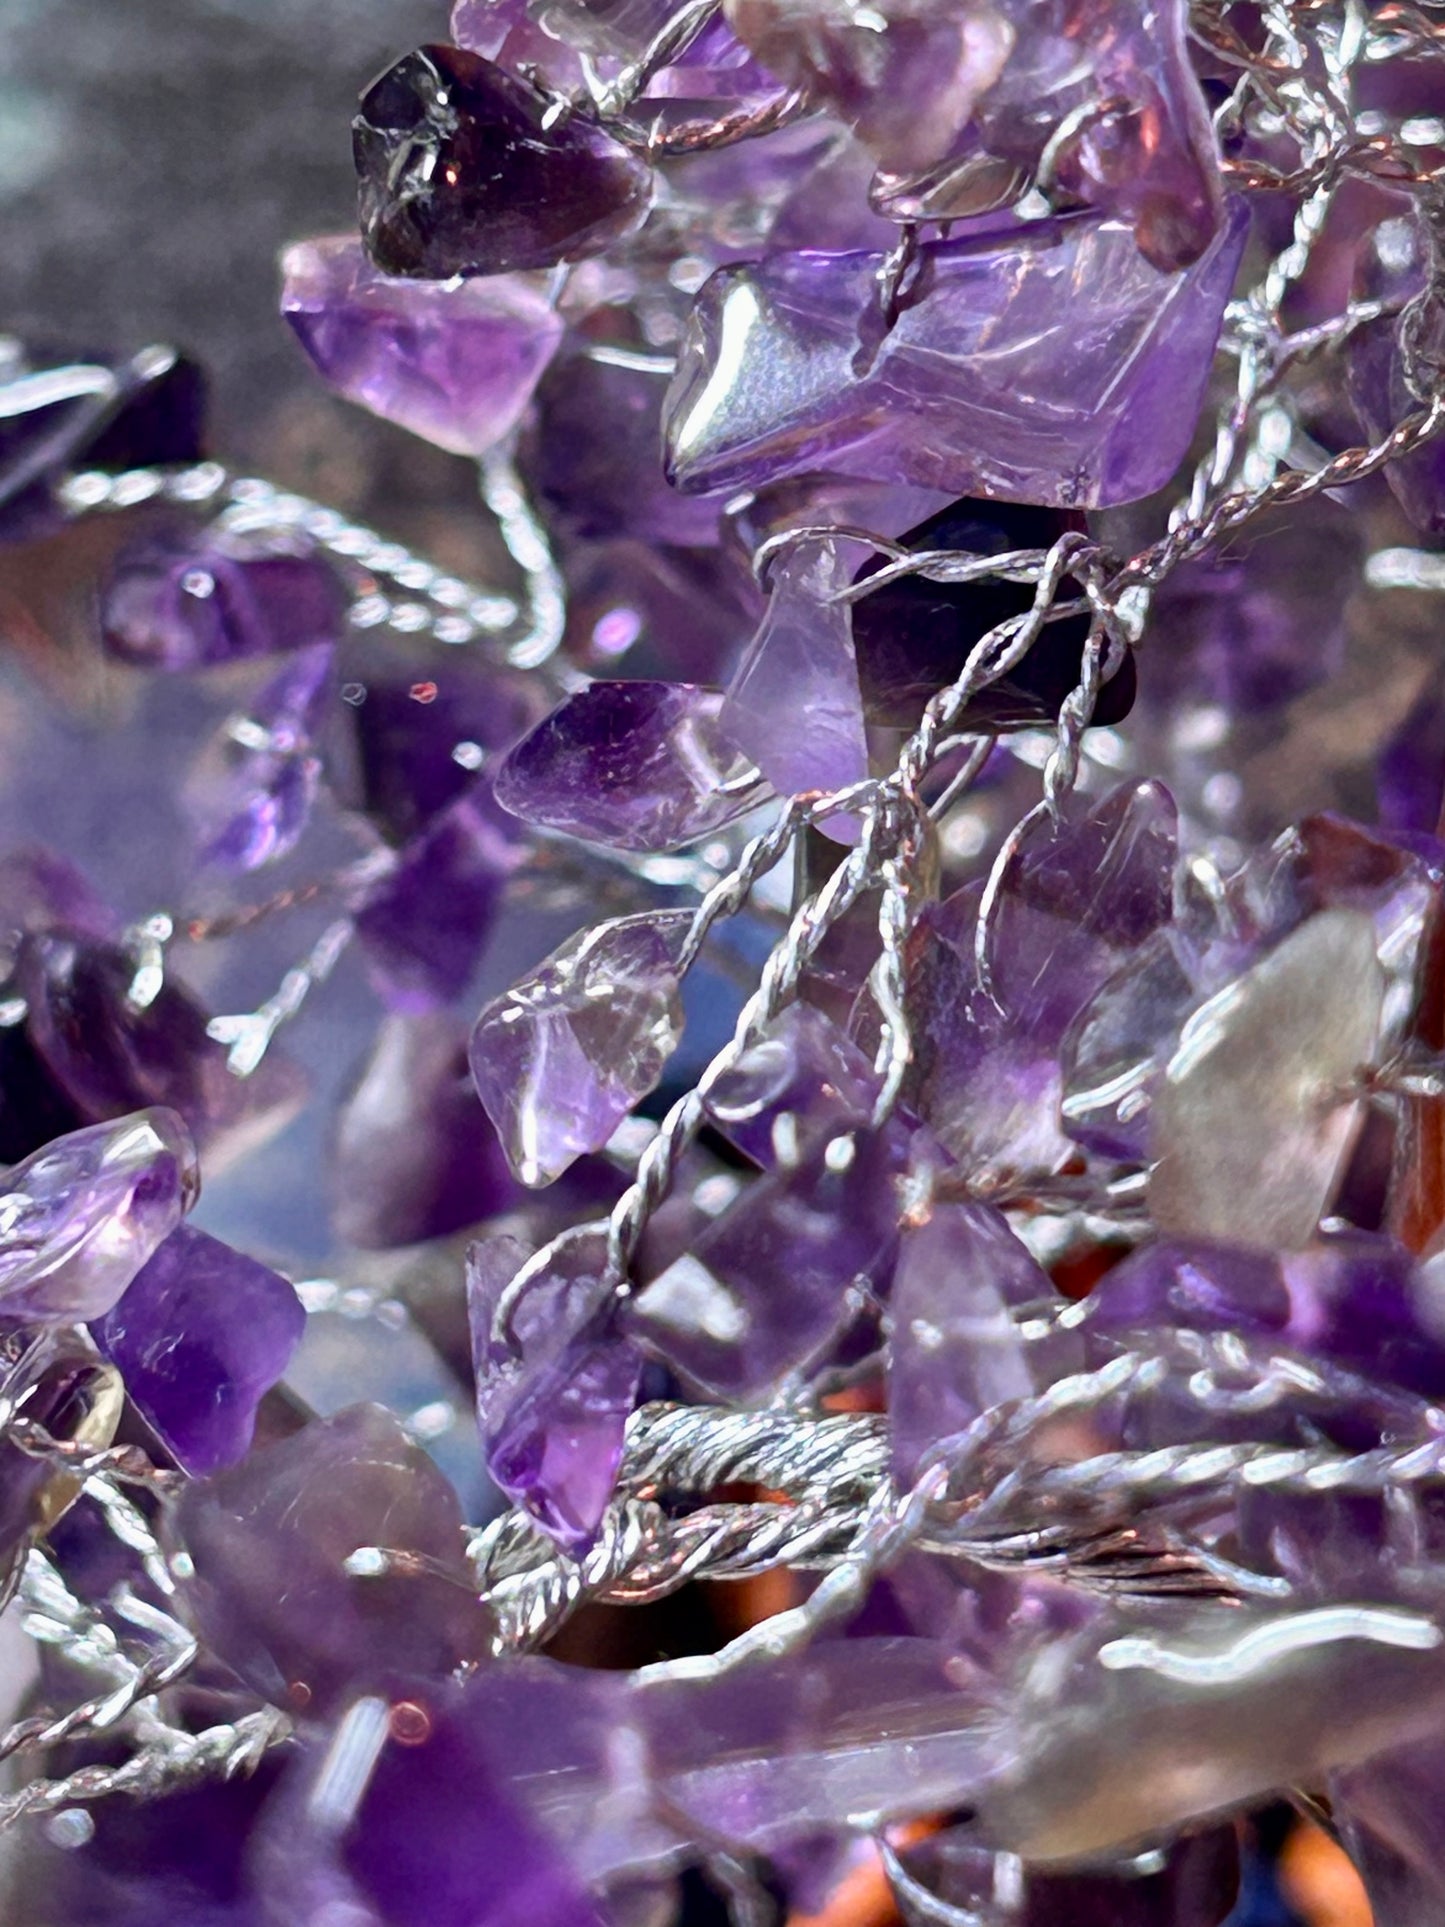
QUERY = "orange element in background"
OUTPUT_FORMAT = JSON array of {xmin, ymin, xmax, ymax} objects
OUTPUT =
[{"xmin": 1279, "ymin": 1822, "xmax": 1372, "ymax": 1927}]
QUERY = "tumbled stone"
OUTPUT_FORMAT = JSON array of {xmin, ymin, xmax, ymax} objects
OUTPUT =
[
  {"xmin": 469, "ymin": 1226, "xmax": 641, "ymax": 1548},
  {"xmin": 850, "ymin": 497, "xmax": 1133, "ymax": 730},
  {"xmin": 354, "ymin": 45, "xmax": 653, "ymax": 278},
  {"xmin": 100, "ymin": 525, "xmax": 345, "ymax": 671},
  {"xmin": 0, "ymin": 1109, "xmax": 197, "ymax": 1324},
  {"xmin": 720, "ymin": 538, "xmax": 869, "ymax": 822},
  {"xmin": 493, "ymin": 681, "xmax": 772, "ymax": 852},
  {"xmin": 282, "ymin": 234, "xmax": 564, "ymax": 456},
  {"xmin": 469, "ymin": 910, "xmax": 691, "ymax": 1185},
  {"xmin": 91, "ymin": 1222, "xmax": 304, "ymax": 1475},
  {"xmin": 664, "ymin": 206, "xmax": 1249, "ymax": 503},
  {"xmin": 355, "ymin": 783, "xmax": 524, "ymax": 1010},
  {"xmin": 167, "ymin": 1402, "xmax": 493, "ymax": 1711},
  {"xmin": 1148, "ymin": 908, "xmax": 1385, "ymax": 1249}
]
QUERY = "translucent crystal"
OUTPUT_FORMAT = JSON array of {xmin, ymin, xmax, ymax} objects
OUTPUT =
[
  {"xmin": 0, "ymin": 1109, "xmax": 198, "ymax": 1324},
  {"xmin": 469, "ymin": 910, "xmax": 691, "ymax": 1186}
]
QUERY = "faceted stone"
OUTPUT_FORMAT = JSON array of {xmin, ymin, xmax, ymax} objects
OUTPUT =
[
  {"xmin": 90, "ymin": 1222, "xmax": 304, "ymax": 1475},
  {"xmin": 15, "ymin": 933, "xmax": 307, "ymax": 1170},
  {"xmin": 271, "ymin": 1671, "xmax": 611, "ymax": 1927},
  {"xmin": 100, "ymin": 524, "xmax": 345, "ymax": 671},
  {"xmin": 0, "ymin": 340, "xmax": 206, "ymax": 543},
  {"xmin": 1149, "ymin": 908, "xmax": 1385, "ymax": 1250},
  {"xmin": 705, "ymin": 1002, "xmax": 881, "ymax": 1170},
  {"xmin": 332, "ymin": 1012, "xmax": 522, "ymax": 1250},
  {"xmin": 167, "ymin": 1402, "xmax": 493, "ymax": 1711},
  {"xmin": 724, "ymin": 0, "xmax": 1011, "ymax": 176},
  {"xmin": 182, "ymin": 642, "xmax": 333, "ymax": 872},
  {"xmin": 521, "ymin": 348, "xmax": 725, "ymax": 548},
  {"xmin": 720, "ymin": 538, "xmax": 868, "ymax": 825},
  {"xmin": 492, "ymin": 681, "xmax": 772, "ymax": 852},
  {"xmin": 1079, "ymin": 1230, "xmax": 1445, "ymax": 1405},
  {"xmin": 850, "ymin": 497, "xmax": 1134, "ymax": 730},
  {"xmin": 983, "ymin": 779, "xmax": 1179, "ymax": 1045},
  {"xmin": 626, "ymin": 1121, "xmax": 906, "ymax": 1398},
  {"xmin": 355, "ymin": 783, "xmax": 524, "ymax": 1011},
  {"xmin": 469, "ymin": 1226, "xmax": 641, "ymax": 1548},
  {"xmin": 354, "ymin": 45, "xmax": 653, "ymax": 279},
  {"xmin": 664, "ymin": 205, "xmax": 1249, "ymax": 503},
  {"xmin": 469, "ymin": 910, "xmax": 691, "ymax": 1186},
  {"xmin": 888, "ymin": 1198, "xmax": 1059, "ymax": 1483},
  {"xmin": 0, "ymin": 1109, "xmax": 197, "ymax": 1324},
  {"xmin": 349, "ymin": 656, "xmax": 546, "ymax": 848},
  {"xmin": 282, "ymin": 234, "xmax": 564, "ymax": 457}
]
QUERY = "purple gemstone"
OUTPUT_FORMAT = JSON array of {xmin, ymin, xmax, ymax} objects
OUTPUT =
[
  {"xmin": 0, "ymin": 1109, "xmax": 198, "ymax": 1324},
  {"xmin": 1148, "ymin": 908, "xmax": 1385, "ymax": 1250},
  {"xmin": 705, "ymin": 1003, "xmax": 882, "ymax": 1169},
  {"xmin": 664, "ymin": 205, "xmax": 1248, "ymax": 504},
  {"xmin": 469, "ymin": 909, "xmax": 691, "ymax": 1185},
  {"xmin": 354, "ymin": 46, "xmax": 653, "ymax": 278},
  {"xmin": 332, "ymin": 1012, "xmax": 522, "ymax": 1250},
  {"xmin": 469, "ymin": 1226, "xmax": 641, "ymax": 1548},
  {"xmin": 0, "ymin": 1329, "xmax": 124, "ymax": 1581},
  {"xmin": 561, "ymin": 539, "xmax": 763, "ymax": 683},
  {"xmin": 0, "ymin": 341, "xmax": 206, "ymax": 543},
  {"xmin": 0, "ymin": 846, "xmax": 117, "ymax": 943},
  {"xmin": 282, "ymin": 234, "xmax": 564, "ymax": 456},
  {"xmin": 90, "ymin": 1222, "xmax": 304, "ymax": 1475},
  {"xmin": 355, "ymin": 784, "xmax": 523, "ymax": 1011},
  {"xmin": 167, "ymin": 1402, "xmax": 493, "ymax": 1711},
  {"xmin": 521, "ymin": 348, "xmax": 725, "ymax": 548},
  {"xmin": 1335, "ymin": 1740, "xmax": 1445, "ymax": 1926},
  {"xmin": 100, "ymin": 524, "xmax": 345, "ymax": 671},
  {"xmin": 182, "ymin": 642, "xmax": 333, "ymax": 872},
  {"xmin": 627, "ymin": 1121, "xmax": 906, "ymax": 1398},
  {"xmin": 850, "ymin": 498, "xmax": 1135, "ymax": 731},
  {"xmin": 889, "ymin": 1197, "xmax": 1058, "ymax": 1483},
  {"xmin": 16, "ymin": 933, "xmax": 307, "ymax": 1169},
  {"xmin": 1350, "ymin": 211, "xmax": 1445, "ymax": 536},
  {"xmin": 720, "ymin": 538, "xmax": 869, "ymax": 825},
  {"xmin": 723, "ymin": 0, "xmax": 1012, "ymax": 175},
  {"xmin": 1378, "ymin": 678, "xmax": 1445, "ymax": 839},
  {"xmin": 493, "ymin": 681, "xmax": 772, "ymax": 853}
]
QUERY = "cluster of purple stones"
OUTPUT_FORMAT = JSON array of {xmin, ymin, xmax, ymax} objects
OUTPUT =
[{"xmin": 6, "ymin": 1, "xmax": 1445, "ymax": 1923}]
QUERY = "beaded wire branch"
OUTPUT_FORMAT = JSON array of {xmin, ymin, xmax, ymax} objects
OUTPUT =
[{"xmin": 5, "ymin": 0, "xmax": 1445, "ymax": 1922}]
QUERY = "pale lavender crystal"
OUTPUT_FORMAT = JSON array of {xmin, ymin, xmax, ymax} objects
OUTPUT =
[
  {"xmin": 626, "ymin": 1122, "xmax": 906, "ymax": 1397},
  {"xmin": 1349, "ymin": 210, "xmax": 1445, "ymax": 536},
  {"xmin": 332, "ymin": 1012, "xmax": 521, "ymax": 1249},
  {"xmin": 355, "ymin": 783, "xmax": 526, "ymax": 1012},
  {"xmin": 664, "ymin": 205, "xmax": 1248, "ymax": 504},
  {"xmin": 0, "ymin": 1110, "xmax": 198, "ymax": 1324},
  {"xmin": 888, "ymin": 1198, "xmax": 1059, "ymax": 1483},
  {"xmin": 469, "ymin": 910, "xmax": 691, "ymax": 1185},
  {"xmin": 168, "ymin": 1402, "xmax": 493, "ymax": 1711},
  {"xmin": 468, "ymin": 1226, "xmax": 641, "ymax": 1548},
  {"xmin": 704, "ymin": 1003, "xmax": 881, "ymax": 1169},
  {"xmin": 182, "ymin": 642, "xmax": 333, "ymax": 872},
  {"xmin": 1148, "ymin": 908, "xmax": 1385, "ymax": 1250},
  {"xmin": 720, "ymin": 538, "xmax": 868, "ymax": 825},
  {"xmin": 723, "ymin": 0, "xmax": 1012, "ymax": 175},
  {"xmin": 90, "ymin": 1222, "xmax": 304, "ymax": 1475},
  {"xmin": 492, "ymin": 682, "xmax": 772, "ymax": 852},
  {"xmin": 282, "ymin": 235, "xmax": 564, "ymax": 456}
]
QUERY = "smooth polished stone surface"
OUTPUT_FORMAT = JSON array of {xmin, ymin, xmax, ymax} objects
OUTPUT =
[
  {"xmin": 354, "ymin": 45, "xmax": 653, "ymax": 278},
  {"xmin": 168, "ymin": 1402, "xmax": 493, "ymax": 1711},
  {"xmin": 282, "ymin": 234, "xmax": 564, "ymax": 456},
  {"xmin": 469, "ymin": 910, "xmax": 691, "ymax": 1185},
  {"xmin": 91, "ymin": 1221, "xmax": 304, "ymax": 1474},
  {"xmin": 0, "ymin": 1108, "xmax": 197, "ymax": 1324},
  {"xmin": 469, "ymin": 1226, "xmax": 641, "ymax": 1547},
  {"xmin": 493, "ymin": 681, "xmax": 772, "ymax": 852},
  {"xmin": 705, "ymin": 1002, "xmax": 881, "ymax": 1169},
  {"xmin": 664, "ymin": 205, "xmax": 1249, "ymax": 503},
  {"xmin": 1149, "ymin": 908, "xmax": 1386, "ymax": 1250}
]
